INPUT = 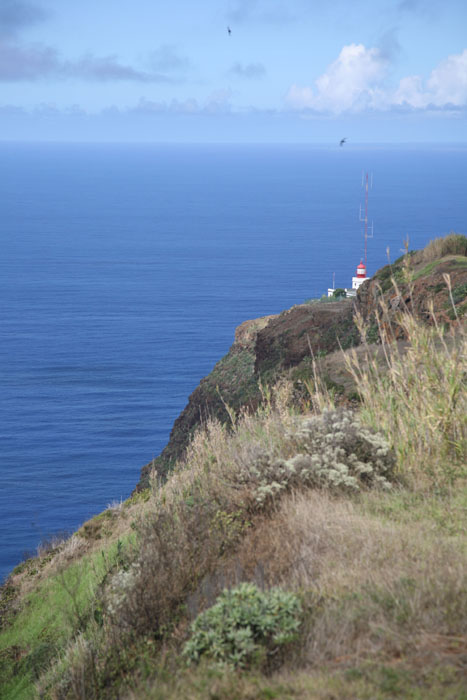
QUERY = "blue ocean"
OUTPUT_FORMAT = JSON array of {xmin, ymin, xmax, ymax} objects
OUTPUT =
[{"xmin": 1, "ymin": 143, "xmax": 466, "ymax": 581}]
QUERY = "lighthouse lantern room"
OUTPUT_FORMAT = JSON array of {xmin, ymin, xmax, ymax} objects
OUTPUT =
[{"xmin": 352, "ymin": 260, "xmax": 369, "ymax": 290}]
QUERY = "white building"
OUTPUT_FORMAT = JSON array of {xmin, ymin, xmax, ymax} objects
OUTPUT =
[{"xmin": 327, "ymin": 260, "xmax": 369, "ymax": 298}]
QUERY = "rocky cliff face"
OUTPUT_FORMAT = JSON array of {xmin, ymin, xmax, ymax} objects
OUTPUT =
[
  {"xmin": 137, "ymin": 301, "xmax": 360, "ymax": 489},
  {"xmin": 357, "ymin": 250, "xmax": 467, "ymax": 341},
  {"xmin": 253, "ymin": 300, "xmax": 357, "ymax": 375},
  {"xmin": 137, "ymin": 243, "xmax": 467, "ymax": 491}
]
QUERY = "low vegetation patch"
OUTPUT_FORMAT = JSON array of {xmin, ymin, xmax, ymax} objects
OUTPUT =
[
  {"xmin": 246, "ymin": 410, "xmax": 394, "ymax": 505},
  {"xmin": 183, "ymin": 583, "xmax": 302, "ymax": 669}
]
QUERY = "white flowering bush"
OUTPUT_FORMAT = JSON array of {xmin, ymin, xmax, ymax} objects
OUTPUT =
[
  {"xmin": 182, "ymin": 583, "xmax": 302, "ymax": 669},
  {"xmin": 106, "ymin": 563, "xmax": 140, "ymax": 618},
  {"xmin": 240, "ymin": 410, "xmax": 394, "ymax": 504}
]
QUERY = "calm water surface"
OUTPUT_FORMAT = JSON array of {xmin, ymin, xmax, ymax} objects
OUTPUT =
[{"xmin": 1, "ymin": 143, "xmax": 466, "ymax": 580}]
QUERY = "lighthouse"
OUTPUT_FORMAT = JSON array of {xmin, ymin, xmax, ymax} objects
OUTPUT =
[
  {"xmin": 326, "ymin": 172, "xmax": 374, "ymax": 299},
  {"xmin": 327, "ymin": 260, "xmax": 369, "ymax": 298},
  {"xmin": 352, "ymin": 260, "xmax": 369, "ymax": 291}
]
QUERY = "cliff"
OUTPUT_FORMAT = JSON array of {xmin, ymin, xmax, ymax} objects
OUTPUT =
[
  {"xmin": 138, "ymin": 236, "xmax": 467, "ymax": 490},
  {"xmin": 138, "ymin": 299, "xmax": 360, "ymax": 488}
]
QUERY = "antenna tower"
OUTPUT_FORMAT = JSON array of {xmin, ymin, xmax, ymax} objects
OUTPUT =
[{"xmin": 359, "ymin": 172, "xmax": 373, "ymax": 268}]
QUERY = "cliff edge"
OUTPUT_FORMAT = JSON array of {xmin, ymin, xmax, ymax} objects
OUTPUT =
[{"xmin": 137, "ymin": 234, "xmax": 467, "ymax": 491}]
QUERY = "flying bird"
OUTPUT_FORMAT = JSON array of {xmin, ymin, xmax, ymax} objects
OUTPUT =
[
  {"xmin": 227, "ymin": 26, "xmax": 232, "ymax": 35},
  {"xmin": 339, "ymin": 137, "xmax": 347, "ymax": 147}
]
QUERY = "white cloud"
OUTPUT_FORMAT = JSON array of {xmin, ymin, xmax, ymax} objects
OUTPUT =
[
  {"xmin": 287, "ymin": 44, "xmax": 467, "ymax": 114},
  {"xmin": 392, "ymin": 75, "xmax": 426, "ymax": 108},
  {"xmin": 286, "ymin": 44, "xmax": 388, "ymax": 113},
  {"xmin": 401, "ymin": 49, "xmax": 467, "ymax": 108}
]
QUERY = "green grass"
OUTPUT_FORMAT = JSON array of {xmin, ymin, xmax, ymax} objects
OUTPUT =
[
  {"xmin": 412, "ymin": 254, "xmax": 467, "ymax": 281},
  {"xmin": 450, "ymin": 282, "xmax": 467, "ymax": 305},
  {"xmin": 0, "ymin": 538, "xmax": 131, "ymax": 699},
  {"xmin": 412, "ymin": 259, "xmax": 442, "ymax": 280},
  {"xmin": 357, "ymin": 487, "xmax": 467, "ymax": 537}
]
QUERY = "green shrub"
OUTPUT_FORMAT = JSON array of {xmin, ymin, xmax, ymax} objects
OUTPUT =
[
  {"xmin": 333, "ymin": 288, "xmax": 347, "ymax": 299},
  {"xmin": 365, "ymin": 322, "xmax": 379, "ymax": 344},
  {"xmin": 316, "ymin": 294, "xmax": 341, "ymax": 303},
  {"xmin": 451, "ymin": 282, "xmax": 467, "ymax": 305},
  {"xmin": 182, "ymin": 583, "xmax": 302, "ymax": 669},
  {"xmin": 242, "ymin": 410, "xmax": 394, "ymax": 505}
]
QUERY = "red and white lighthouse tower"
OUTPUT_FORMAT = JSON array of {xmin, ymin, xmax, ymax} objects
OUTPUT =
[{"xmin": 352, "ymin": 260, "xmax": 369, "ymax": 290}]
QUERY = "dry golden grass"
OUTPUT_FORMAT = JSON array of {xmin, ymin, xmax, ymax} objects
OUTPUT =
[
  {"xmin": 102, "ymin": 382, "xmax": 301, "ymax": 637},
  {"xmin": 130, "ymin": 484, "xmax": 467, "ymax": 700},
  {"xmin": 182, "ymin": 487, "xmax": 467, "ymax": 674},
  {"xmin": 421, "ymin": 232, "xmax": 467, "ymax": 262},
  {"xmin": 345, "ymin": 289, "xmax": 466, "ymax": 489},
  {"xmin": 145, "ymin": 379, "xmax": 302, "ymax": 524}
]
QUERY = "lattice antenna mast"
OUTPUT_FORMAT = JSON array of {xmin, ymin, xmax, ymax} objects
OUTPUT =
[{"xmin": 359, "ymin": 172, "xmax": 374, "ymax": 268}]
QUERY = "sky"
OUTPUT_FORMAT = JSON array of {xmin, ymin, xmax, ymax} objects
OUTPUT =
[{"xmin": 0, "ymin": 0, "xmax": 466, "ymax": 142}]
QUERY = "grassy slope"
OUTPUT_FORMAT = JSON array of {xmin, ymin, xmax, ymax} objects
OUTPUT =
[
  {"xmin": 0, "ymin": 510, "xmax": 139, "ymax": 698},
  {"xmin": 1, "ymin": 236, "xmax": 466, "ymax": 699},
  {"xmin": 4, "ymin": 487, "xmax": 464, "ymax": 699}
]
